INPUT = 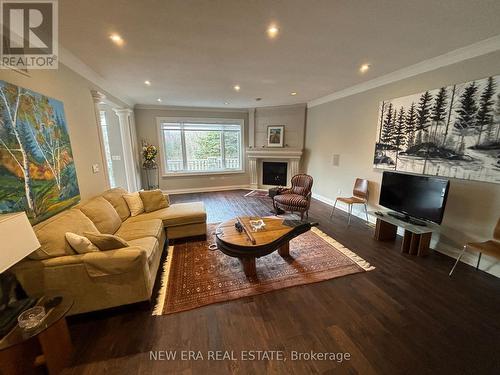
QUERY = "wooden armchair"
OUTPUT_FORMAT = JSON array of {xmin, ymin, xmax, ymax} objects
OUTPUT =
[
  {"xmin": 449, "ymin": 218, "xmax": 500, "ymax": 276},
  {"xmin": 273, "ymin": 174, "xmax": 314, "ymax": 220}
]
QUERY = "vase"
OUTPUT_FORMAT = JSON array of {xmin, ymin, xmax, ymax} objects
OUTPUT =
[{"xmin": 143, "ymin": 159, "xmax": 157, "ymax": 169}]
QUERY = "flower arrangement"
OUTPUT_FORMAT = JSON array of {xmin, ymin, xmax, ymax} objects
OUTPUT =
[{"xmin": 142, "ymin": 143, "xmax": 158, "ymax": 169}]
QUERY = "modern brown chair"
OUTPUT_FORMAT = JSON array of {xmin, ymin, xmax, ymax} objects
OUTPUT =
[
  {"xmin": 273, "ymin": 174, "xmax": 314, "ymax": 220},
  {"xmin": 449, "ymin": 218, "xmax": 500, "ymax": 276},
  {"xmin": 330, "ymin": 178, "xmax": 369, "ymax": 225}
]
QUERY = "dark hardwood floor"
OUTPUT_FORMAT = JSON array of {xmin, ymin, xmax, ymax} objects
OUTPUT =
[{"xmin": 64, "ymin": 190, "xmax": 500, "ymax": 375}]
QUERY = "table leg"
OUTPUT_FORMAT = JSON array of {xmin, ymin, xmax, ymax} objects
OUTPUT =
[
  {"xmin": 278, "ymin": 241, "xmax": 290, "ymax": 257},
  {"xmin": 240, "ymin": 257, "xmax": 257, "ymax": 277},
  {"xmin": 374, "ymin": 218, "xmax": 397, "ymax": 241},
  {"xmin": 417, "ymin": 232, "xmax": 432, "ymax": 257},
  {"xmin": 38, "ymin": 318, "xmax": 73, "ymax": 374}
]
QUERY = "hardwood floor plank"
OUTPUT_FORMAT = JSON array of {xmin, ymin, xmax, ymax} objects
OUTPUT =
[{"xmin": 63, "ymin": 190, "xmax": 500, "ymax": 375}]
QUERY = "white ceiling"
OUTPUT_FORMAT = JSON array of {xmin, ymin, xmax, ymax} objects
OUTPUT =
[{"xmin": 59, "ymin": 0, "xmax": 500, "ymax": 108}]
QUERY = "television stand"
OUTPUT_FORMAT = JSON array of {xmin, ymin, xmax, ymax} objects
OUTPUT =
[
  {"xmin": 370, "ymin": 211, "xmax": 438, "ymax": 257},
  {"xmin": 387, "ymin": 212, "xmax": 427, "ymax": 226}
]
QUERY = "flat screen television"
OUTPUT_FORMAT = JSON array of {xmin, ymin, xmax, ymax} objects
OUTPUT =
[{"xmin": 379, "ymin": 172, "xmax": 450, "ymax": 225}]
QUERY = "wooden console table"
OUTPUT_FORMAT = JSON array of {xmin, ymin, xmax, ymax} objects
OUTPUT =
[{"xmin": 371, "ymin": 211, "xmax": 438, "ymax": 257}]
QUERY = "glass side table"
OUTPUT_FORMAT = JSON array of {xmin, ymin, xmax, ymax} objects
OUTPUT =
[{"xmin": 0, "ymin": 295, "xmax": 74, "ymax": 375}]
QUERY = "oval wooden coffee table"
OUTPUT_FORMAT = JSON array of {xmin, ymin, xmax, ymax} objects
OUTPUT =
[{"xmin": 215, "ymin": 216, "xmax": 317, "ymax": 277}]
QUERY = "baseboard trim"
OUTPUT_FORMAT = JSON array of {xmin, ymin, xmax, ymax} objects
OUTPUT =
[
  {"xmin": 312, "ymin": 192, "xmax": 376, "ymax": 224},
  {"xmin": 312, "ymin": 192, "xmax": 499, "ymax": 277},
  {"xmin": 163, "ymin": 185, "xmax": 251, "ymax": 195}
]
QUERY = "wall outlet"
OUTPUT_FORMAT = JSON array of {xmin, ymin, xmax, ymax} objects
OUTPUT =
[
  {"xmin": 337, "ymin": 188, "xmax": 342, "ymax": 195},
  {"xmin": 111, "ymin": 155, "xmax": 121, "ymax": 161},
  {"xmin": 332, "ymin": 154, "xmax": 340, "ymax": 166},
  {"xmin": 92, "ymin": 164, "xmax": 100, "ymax": 173}
]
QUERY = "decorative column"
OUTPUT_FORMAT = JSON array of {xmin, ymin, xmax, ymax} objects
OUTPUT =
[
  {"xmin": 289, "ymin": 158, "xmax": 300, "ymax": 178},
  {"xmin": 249, "ymin": 158, "xmax": 258, "ymax": 189},
  {"xmin": 248, "ymin": 108, "xmax": 255, "ymax": 148},
  {"xmin": 114, "ymin": 108, "xmax": 139, "ymax": 192},
  {"xmin": 90, "ymin": 90, "xmax": 111, "ymax": 189}
]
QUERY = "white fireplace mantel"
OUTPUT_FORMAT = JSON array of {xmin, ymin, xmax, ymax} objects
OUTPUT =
[{"xmin": 246, "ymin": 148, "xmax": 303, "ymax": 189}]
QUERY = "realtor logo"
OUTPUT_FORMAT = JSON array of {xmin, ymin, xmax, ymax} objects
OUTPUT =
[{"xmin": 0, "ymin": 0, "xmax": 58, "ymax": 69}]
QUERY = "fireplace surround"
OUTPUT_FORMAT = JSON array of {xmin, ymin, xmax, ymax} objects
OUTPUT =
[{"xmin": 246, "ymin": 148, "xmax": 302, "ymax": 189}]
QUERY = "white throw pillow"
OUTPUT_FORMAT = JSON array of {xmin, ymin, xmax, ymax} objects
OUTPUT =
[
  {"xmin": 123, "ymin": 192, "xmax": 145, "ymax": 217},
  {"xmin": 65, "ymin": 232, "xmax": 99, "ymax": 254}
]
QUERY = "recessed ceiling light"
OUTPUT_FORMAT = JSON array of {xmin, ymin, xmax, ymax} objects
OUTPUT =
[
  {"xmin": 156, "ymin": 98, "xmax": 162, "ymax": 102},
  {"xmin": 109, "ymin": 33, "xmax": 124, "ymax": 46},
  {"xmin": 144, "ymin": 80, "xmax": 151, "ymax": 86},
  {"xmin": 233, "ymin": 85, "xmax": 241, "ymax": 92},
  {"xmin": 267, "ymin": 24, "xmax": 279, "ymax": 38},
  {"xmin": 224, "ymin": 102, "xmax": 229, "ymax": 105},
  {"xmin": 290, "ymin": 92, "xmax": 297, "ymax": 96},
  {"xmin": 359, "ymin": 63, "xmax": 371, "ymax": 73}
]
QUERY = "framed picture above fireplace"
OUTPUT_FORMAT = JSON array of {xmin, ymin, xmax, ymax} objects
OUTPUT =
[{"xmin": 267, "ymin": 125, "xmax": 284, "ymax": 147}]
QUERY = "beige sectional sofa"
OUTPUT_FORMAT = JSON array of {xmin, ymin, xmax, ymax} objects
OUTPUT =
[{"xmin": 13, "ymin": 188, "xmax": 206, "ymax": 315}]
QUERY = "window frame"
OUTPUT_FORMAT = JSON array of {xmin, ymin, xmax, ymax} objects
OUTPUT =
[{"xmin": 156, "ymin": 116, "xmax": 245, "ymax": 177}]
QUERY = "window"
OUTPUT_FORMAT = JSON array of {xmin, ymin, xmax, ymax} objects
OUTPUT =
[{"xmin": 158, "ymin": 118, "xmax": 244, "ymax": 175}]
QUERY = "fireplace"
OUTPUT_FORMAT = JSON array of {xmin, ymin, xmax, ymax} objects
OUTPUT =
[{"xmin": 262, "ymin": 162, "xmax": 287, "ymax": 186}]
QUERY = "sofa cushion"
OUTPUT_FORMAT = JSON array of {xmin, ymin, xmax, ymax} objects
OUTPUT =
[
  {"xmin": 79, "ymin": 197, "xmax": 122, "ymax": 234},
  {"xmin": 128, "ymin": 237, "xmax": 159, "ymax": 265},
  {"xmin": 139, "ymin": 190, "xmax": 169, "ymax": 212},
  {"xmin": 84, "ymin": 232, "xmax": 129, "ymax": 251},
  {"xmin": 30, "ymin": 209, "xmax": 99, "ymax": 260},
  {"xmin": 65, "ymin": 232, "xmax": 99, "ymax": 254},
  {"xmin": 115, "ymin": 219, "xmax": 163, "ymax": 241},
  {"xmin": 123, "ymin": 192, "xmax": 145, "ymax": 217},
  {"xmin": 126, "ymin": 202, "xmax": 206, "ymax": 227},
  {"xmin": 101, "ymin": 188, "xmax": 130, "ymax": 221}
]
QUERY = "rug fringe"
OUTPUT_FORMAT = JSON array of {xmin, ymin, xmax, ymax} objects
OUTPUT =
[
  {"xmin": 311, "ymin": 227, "xmax": 375, "ymax": 271},
  {"xmin": 152, "ymin": 245, "xmax": 175, "ymax": 315}
]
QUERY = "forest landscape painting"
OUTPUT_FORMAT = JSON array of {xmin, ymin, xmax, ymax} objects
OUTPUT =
[
  {"xmin": 373, "ymin": 74, "xmax": 500, "ymax": 184},
  {"xmin": 0, "ymin": 80, "xmax": 80, "ymax": 224}
]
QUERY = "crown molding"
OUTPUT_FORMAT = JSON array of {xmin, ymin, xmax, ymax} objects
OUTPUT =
[
  {"xmin": 59, "ymin": 45, "xmax": 134, "ymax": 107},
  {"xmin": 133, "ymin": 104, "xmax": 249, "ymax": 113},
  {"xmin": 307, "ymin": 34, "xmax": 500, "ymax": 108}
]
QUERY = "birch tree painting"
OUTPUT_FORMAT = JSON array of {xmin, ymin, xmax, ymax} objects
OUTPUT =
[
  {"xmin": 0, "ymin": 80, "xmax": 80, "ymax": 223},
  {"xmin": 373, "ymin": 75, "xmax": 500, "ymax": 184}
]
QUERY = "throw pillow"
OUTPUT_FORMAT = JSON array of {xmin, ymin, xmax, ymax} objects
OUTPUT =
[
  {"xmin": 83, "ymin": 232, "xmax": 129, "ymax": 251},
  {"xmin": 65, "ymin": 232, "xmax": 100, "ymax": 254},
  {"xmin": 123, "ymin": 192, "xmax": 145, "ymax": 217},
  {"xmin": 139, "ymin": 190, "xmax": 169, "ymax": 213}
]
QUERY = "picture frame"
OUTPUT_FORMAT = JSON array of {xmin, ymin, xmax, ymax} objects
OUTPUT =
[{"xmin": 267, "ymin": 125, "xmax": 284, "ymax": 147}]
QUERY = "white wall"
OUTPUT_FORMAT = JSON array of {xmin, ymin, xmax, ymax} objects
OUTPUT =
[
  {"xmin": 304, "ymin": 51, "xmax": 500, "ymax": 277},
  {"xmin": 0, "ymin": 65, "xmax": 128, "ymax": 199},
  {"xmin": 134, "ymin": 104, "xmax": 307, "ymax": 193},
  {"xmin": 254, "ymin": 104, "xmax": 306, "ymax": 149}
]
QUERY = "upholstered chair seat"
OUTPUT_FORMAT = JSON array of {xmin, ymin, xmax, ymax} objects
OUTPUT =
[
  {"xmin": 274, "ymin": 193, "xmax": 309, "ymax": 208},
  {"xmin": 273, "ymin": 174, "xmax": 314, "ymax": 220}
]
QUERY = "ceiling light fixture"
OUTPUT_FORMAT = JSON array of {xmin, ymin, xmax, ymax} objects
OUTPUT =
[
  {"xmin": 144, "ymin": 80, "xmax": 151, "ymax": 86},
  {"xmin": 233, "ymin": 85, "xmax": 241, "ymax": 92},
  {"xmin": 224, "ymin": 102, "xmax": 229, "ymax": 105},
  {"xmin": 156, "ymin": 98, "xmax": 162, "ymax": 102},
  {"xmin": 267, "ymin": 24, "xmax": 279, "ymax": 38},
  {"xmin": 109, "ymin": 33, "xmax": 124, "ymax": 46},
  {"xmin": 359, "ymin": 63, "xmax": 370, "ymax": 73},
  {"xmin": 290, "ymin": 92, "xmax": 297, "ymax": 96}
]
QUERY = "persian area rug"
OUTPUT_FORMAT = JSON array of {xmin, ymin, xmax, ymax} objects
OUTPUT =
[
  {"xmin": 153, "ymin": 225, "xmax": 374, "ymax": 315},
  {"xmin": 244, "ymin": 190, "xmax": 270, "ymax": 198}
]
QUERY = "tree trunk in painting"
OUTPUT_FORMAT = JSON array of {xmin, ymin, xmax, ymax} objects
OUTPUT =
[
  {"xmin": 442, "ymin": 85, "xmax": 456, "ymax": 147},
  {"xmin": 475, "ymin": 77, "xmax": 496, "ymax": 146},
  {"xmin": 0, "ymin": 86, "xmax": 35, "ymax": 213}
]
